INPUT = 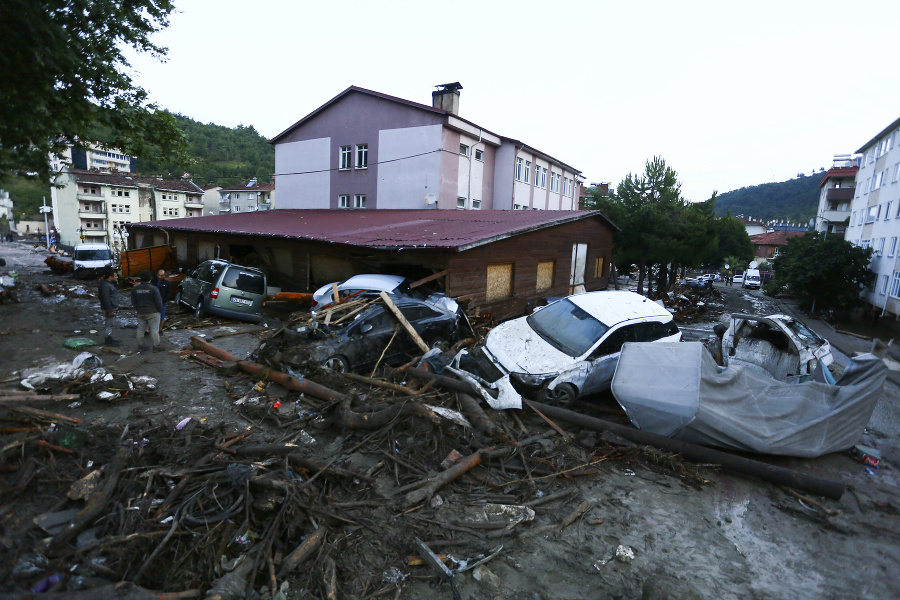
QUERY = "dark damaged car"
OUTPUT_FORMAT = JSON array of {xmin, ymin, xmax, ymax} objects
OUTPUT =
[{"xmin": 280, "ymin": 296, "xmax": 459, "ymax": 374}]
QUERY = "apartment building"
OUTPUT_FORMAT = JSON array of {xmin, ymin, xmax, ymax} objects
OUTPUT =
[
  {"xmin": 50, "ymin": 141, "xmax": 136, "ymax": 174},
  {"xmin": 814, "ymin": 155, "xmax": 858, "ymax": 236},
  {"xmin": 50, "ymin": 169, "xmax": 205, "ymax": 248},
  {"xmin": 218, "ymin": 180, "xmax": 275, "ymax": 214},
  {"xmin": 270, "ymin": 83, "xmax": 583, "ymax": 211},
  {"xmin": 844, "ymin": 115, "xmax": 900, "ymax": 319}
]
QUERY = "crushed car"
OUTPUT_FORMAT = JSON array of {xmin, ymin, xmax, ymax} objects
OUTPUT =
[
  {"xmin": 280, "ymin": 295, "xmax": 459, "ymax": 374},
  {"xmin": 452, "ymin": 290, "xmax": 682, "ymax": 408},
  {"xmin": 718, "ymin": 313, "xmax": 833, "ymax": 381},
  {"xmin": 311, "ymin": 274, "xmax": 458, "ymax": 316}
]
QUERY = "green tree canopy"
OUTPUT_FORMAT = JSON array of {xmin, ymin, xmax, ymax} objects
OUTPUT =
[
  {"xmin": 0, "ymin": 0, "xmax": 190, "ymax": 182},
  {"xmin": 708, "ymin": 215, "xmax": 754, "ymax": 267},
  {"xmin": 773, "ymin": 231, "xmax": 875, "ymax": 311}
]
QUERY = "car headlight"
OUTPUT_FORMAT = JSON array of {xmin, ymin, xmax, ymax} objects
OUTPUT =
[{"xmin": 511, "ymin": 372, "xmax": 553, "ymax": 387}]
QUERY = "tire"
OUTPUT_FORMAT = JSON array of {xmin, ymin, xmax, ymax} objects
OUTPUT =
[
  {"xmin": 322, "ymin": 355, "xmax": 350, "ymax": 373},
  {"xmin": 538, "ymin": 383, "xmax": 577, "ymax": 408},
  {"xmin": 174, "ymin": 289, "xmax": 183, "ymax": 307},
  {"xmin": 194, "ymin": 296, "xmax": 206, "ymax": 318}
]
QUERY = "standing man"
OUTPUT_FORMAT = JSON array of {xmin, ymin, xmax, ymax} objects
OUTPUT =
[
  {"xmin": 98, "ymin": 267, "xmax": 119, "ymax": 346},
  {"xmin": 152, "ymin": 269, "xmax": 172, "ymax": 333},
  {"xmin": 132, "ymin": 270, "xmax": 163, "ymax": 352}
]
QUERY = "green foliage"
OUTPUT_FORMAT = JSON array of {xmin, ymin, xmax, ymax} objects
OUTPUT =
[
  {"xmin": 0, "ymin": 0, "xmax": 190, "ymax": 182},
  {"xmin": 714, "ymin": 173, "xmax": 821, "ymax": 224},
  {"xmin": 707, "ymin": 216, "xmax": 754, "ymax": 267},
  {"xmin": 721, "ymin": 255, "xmax": 745, "ymax": 275},
  {"xmin": 133, "ymin": 115, "xmax": 275, "ymax": 186},
  {"xmin": 1, "ymin": 176, "xmax": 51, "ymax": 220},
  {"xmin": 773, "ymin": 231, "xmax": 875, "ymax": 310}
]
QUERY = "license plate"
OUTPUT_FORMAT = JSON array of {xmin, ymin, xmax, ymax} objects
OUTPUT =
[{"xmin": 231, "ymin": 297, "xmax": 252, "ymax": 306}]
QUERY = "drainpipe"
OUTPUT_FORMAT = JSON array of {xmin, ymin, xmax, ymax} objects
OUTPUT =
[{"xmin": 466, "ymin": 130, "xmax": 483, "ymax": 209}]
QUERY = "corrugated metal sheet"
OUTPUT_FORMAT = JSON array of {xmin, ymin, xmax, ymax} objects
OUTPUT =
[{"xmin": 126, "ymin": 209, "xmax": 611, "ymax": 252}]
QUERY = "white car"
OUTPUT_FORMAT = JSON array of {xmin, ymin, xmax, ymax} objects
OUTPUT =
[
  {"xmin": 456, "ymin": 291, "xmax": 682, "ymax": 407},
  {"xmin": 720, "ymin": 313, "xmax": 833, "ymax": 380},
  {"xmin": 311, "ymin": 274, "xmax": 459, "ymax": 316},
  {"xmin": 733, "ymin": 274, "xmax": 744, "ymax": 285}
]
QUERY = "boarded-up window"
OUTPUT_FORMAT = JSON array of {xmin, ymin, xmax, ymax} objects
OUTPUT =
[
  {"xmin": 594, "ymin": 257, "xmax": 605, "ymax": 278},
  {"xmin": 486, "ymin": 263, "xmax": 514, "ymax": 301},
  {"xmin": 536, "ymin": 260, "xmax": 555, "ymax": 291}
]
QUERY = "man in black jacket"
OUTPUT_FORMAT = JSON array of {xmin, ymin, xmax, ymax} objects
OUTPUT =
[
  {"xmin": 151, "ymin": 269, "xmax": 172, "ymax": 334},
  {"xmin": 98, "ymin": 267, "xmax": 119, "ymax": 346},
  {"xmin": 131, "ymin": 270, "xmax": 163, "ymax": 352}
]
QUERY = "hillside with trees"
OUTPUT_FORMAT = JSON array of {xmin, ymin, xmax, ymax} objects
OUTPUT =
[{"xmin": 713, "ymin": 171, "xmax": 823, "ymax": 224}]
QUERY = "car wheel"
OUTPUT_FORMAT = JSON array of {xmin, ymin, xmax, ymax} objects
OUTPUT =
[
  {"xmin": 322, "ymin": 355, "xmax": 350, "ymax": 373},
  {"xmin": 194, "ymin": 296, "xmax": 206, "ymax": 318},
  {"xmin": 538, "ymin": 383, "xmax": 577, "ymax": 408},
  {"xmin": 174, "ymin": 289, "xmax": 183, "ymax": 307}
]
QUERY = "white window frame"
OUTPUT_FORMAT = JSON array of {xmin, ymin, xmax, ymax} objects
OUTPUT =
[
  {"xmin": 893, "ymin": 163, "xmax": 900, "ymax": 183},
  {"xmin": 475, "ymin": 149, "xmax": 484, "ymax": 161},
  {"xmin": 538, "ymin": 167, "xmax": 547, "ymax": 189},
  {"xmin": 886, "ymin": 201, "xmax": 893, "ymax": 220},
  {"xmin": 515, "ymin": 157, "xmax": 524, "ymax": 181},
  {"xmin": 888, "ymin": 237, "xmax": 897, "ymax": 257},
  {"xmin": 354, "ymin": 194, "xmax": 366, "ymax": 208},
  {"xmin": 513, "ymin": 204, "xmax": 521, "ymax": 210},
  {"xmin": 880, "ymin": 274, "xmax": 889, "ymax": 295},
  {"xmin": 340, "ymin": 146, "xmax": 351, "ymax": 170},
  {"xmin": 891, "ymin": 271, "xmax": 900, "ymax": 298},
  {"xmin": 866, "ymin": 206, "xmax": 878, "ymax": 223},
  {"xmin": 355, "ymin": 144, "xmax": 368, "ymax": 169},
  {"xmin": 457, "ymin": 197, "xmax": 466, "ymax": 209},
  {"xmin": 459, "ymin": 144, "xmax": 469, "ymax": 157},
  {"xmin": 550, "ymin": 172, "xmax": 560, "ymax": 193},
  {"xmin": 876, "ymin": 237, "xmax": 885, "ymax": 256},
  {"xmin": 472, "ymin": 199, "xmax": 481, "ymax": 209},
  {"xmin": 338, "ymin": 194, "xmax": 349, "ymax": 209},
  {"xmin": 524, "ymin": 161, "xmax": 531, "ymax": 184}
]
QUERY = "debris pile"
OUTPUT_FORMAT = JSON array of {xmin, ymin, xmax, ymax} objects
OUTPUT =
[{"xmin": 660, "ymin": 281, "xmax": 725, "ymax": 322}]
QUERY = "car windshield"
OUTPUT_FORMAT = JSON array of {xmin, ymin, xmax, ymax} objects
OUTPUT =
[
  {"xmin": 74, "ymin": 248, "xmax": 111, "ymax": 260},
  {"xmin": 781, "ymin": 318, "xmax": 826, "ymax": 346},
  {"xmin": 526, "ymin": 299, "xmax": 609, "ymax": 357},
  {"xmin": 394, "ymin": 281, "xmax": 429, "ymax": 301},
  {"xmin": 222, "ymin": 267, "xmax": 265, "ymax": 294}
]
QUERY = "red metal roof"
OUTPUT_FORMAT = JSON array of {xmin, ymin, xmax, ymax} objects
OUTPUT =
[
  {"xmin": 69, "ymin": 170, "xmax": 204, "ymax": 194},
  {"xmin": 819, "ymin": 167, "xmax": 858, "ymax": 188},
  {"xmin": 127, "ymin": 209, "xmax": 613, "ymax": 252},
  {"xmin": 219, "ymin": 181, "xmax": 275, "ymax": 192},
  {"xmin": 749, "ymin": 230, "xmax": 806, "ymax": 246}
]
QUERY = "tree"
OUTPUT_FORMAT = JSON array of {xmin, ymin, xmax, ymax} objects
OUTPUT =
[
  {"xmin": 0, "ymin": 0, "xmax": 190, "ymax": 182},
  {"xmin": 772, "ymin": 232, "xmax": 875, "ymax": 312},
  {"xmin": 708, "ymin": 215, "xmax": 754, "ymax": 267}
]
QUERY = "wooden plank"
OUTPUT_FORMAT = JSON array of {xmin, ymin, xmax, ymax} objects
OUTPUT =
[
  {"xmin": 409, "ymin": 269, "xmax": 448, "ymax": 289},
  {"xmin": 379, "ymin": 292, "xmax": 429, "ymax": 353}
]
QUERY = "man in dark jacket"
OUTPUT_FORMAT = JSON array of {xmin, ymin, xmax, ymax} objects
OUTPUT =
[
  {"xmin": 132, "ymin": 270, "xmax": 164, "ymax": 352},
  {"xmin": 151, "ymin": 269, "xmax": 172, "ymax": 333},
  {"xmin": 98, "ymin": 267, "xmax": 120, "ymax": 346}
]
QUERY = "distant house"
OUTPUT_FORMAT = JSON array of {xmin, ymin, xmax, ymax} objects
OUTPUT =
[
  {"xmin": 126, "ymin": 209, "xmax": 616, "ymax": 320},
  {"xmin": 749, "ymin": 230, "xmax": 805, "ymax": 264},
  {"xmin": 270, "ymin": 83, "xmax": 584, "ymax": 211},
  {"xmin": 814, "ymin": 156, "xmax": 858, "ymax": 236},
  {"xmin": 217, "ymin": 180, "xmax": 275, "ymax": 214},
  {"xmin": 50, "ymin": 141, "xmax": 136, "ymax": 173},
  {"xmin": 50, "ymin": 169, "xmax": 205, "ymax": 248},
  {"xmin": 844, "ymin": 114, "xmax": 900, "ymax": 320},
  {"xmin": 734, "ymin": 215, "xmax": 767, "ymax": 236},
  {"xmin": 200, "ymin": 185, "xmax": 222, "ymax": 216}
]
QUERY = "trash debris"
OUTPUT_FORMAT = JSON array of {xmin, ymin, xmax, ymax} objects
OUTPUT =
[
  {"xmin": 852, "ymin": 444, "xmax": 881, "ymax": 468},
  {"xmin": 61, "ymin": 337, "xmax": 97, "ymax": 349}
]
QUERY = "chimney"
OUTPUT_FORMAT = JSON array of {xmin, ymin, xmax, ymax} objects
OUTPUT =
[{"xmin": 432, "ymin": 82, "xmax": 462, "ymax": 115}]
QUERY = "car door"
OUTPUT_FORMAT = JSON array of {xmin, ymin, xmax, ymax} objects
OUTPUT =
[
  {"xmin": 399, "ymin": 304, "xmax": 452, "ymax": 348},
  {"xmin": 580, "ymin": 323, "xmax": 642, "ymax": 395},
  {"xmin": 341, "ymin": 308, "xmax": 400, "ymax": 371},
  {"xmin": 180, "ymin": 263, "xmax": 205, "ymax": 304}
]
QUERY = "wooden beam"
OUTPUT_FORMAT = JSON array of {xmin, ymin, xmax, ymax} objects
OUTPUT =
[
  {"xmin": 379, "ymin": 292, "xmax": 429, "ymax": 353},
  {"xmin": 409, "ymin": 269, "xmax": 449, "ymax": 289}
]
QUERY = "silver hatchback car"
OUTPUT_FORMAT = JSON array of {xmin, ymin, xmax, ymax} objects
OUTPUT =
[{"xmin": 175, "ymin": 260, "xmax": 267, "ymax": 323}]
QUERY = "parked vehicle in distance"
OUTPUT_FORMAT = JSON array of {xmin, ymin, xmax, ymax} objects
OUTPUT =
[
  {"xmin": 175, "ymin": 259, "xmax": 267, "ymax": 323},
  {"xmin": 455, "ymin": 290, "xmax": 682, "ymax": 407},
  {"xmin": 719, "ymin": 313, "xmax": 833, "ymax": 380},
  {"xmin": 286, "ymin": 296, "xmax": 459, "ymax": 373},
  {"xmin": 311, "ymin": 273, "xmax": 459, "ymax": 315},
  {"xmin": 733, "ymin": 273, "xmax": 744, "ymax": 285},
  {"xmin": 742, "ymin": 268, "xmax": 761, "ymax": 289},
  {"xmin": 73, "ymin": 243, "xmax": 114, "ymax": 279}
]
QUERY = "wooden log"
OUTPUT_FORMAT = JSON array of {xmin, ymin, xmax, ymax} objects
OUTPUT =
[
  {"xmin": 0, "ymin": 393, "xmax": 80, "ymax": 401},
  {"xmin": 409, "ymin": 269, "xmax": 448, "ymax": 289},
  {"xmin": 49, "ymin": 446, "xmax": 131, "ymax": 554},
  {"xmin": 379, "ymin": 292, "xmax": 429, "ymax": 353},
  {"xmin": 267, "ymin": 291, "xmax": 313, "ymax": 304},
  {"xmin": 527, "ymin": 401, "xmax": 845, "ymax": 500},
  {"xmin": 0, "ymin": 403, "xmax": 82, "ymax": 423},
  {"xmin": 404, "ymin": 447, "xmax": 492, "ymax": 506},
  {"xmin": 335, "ymin": 401, "xmax": 439, "ymax": 429},
  {"xmin": 0, "ymin": 584, "xmax": 201, "ymax": 600},
  {"xmin": 277, "ymin": 527, "xmax": 326, "ymax": 578},
  {"xmin": 338, "ymin": 372, "xmax": 418, "ymax": 396},
  {"xmin": 189, "ymin": 336, "xmax": 347, "ymax": 403},
  {"xmin": 405, "ymin": 367, "xmax": 481, "ymax": 395},
  {"xmin": 457, "ymin": 393, "xmax": 497, "ymax": 436}
]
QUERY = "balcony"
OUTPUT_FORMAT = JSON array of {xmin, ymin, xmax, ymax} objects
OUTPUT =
[
  {"xmin": 826, "ymin": 187, "xmax": 854, "ymax": 202},
  {"xmin": 79, "ymin": 204, "xmax": 106, "ymax": 216},
  {"xmin": 81, "ymin": 229, "xmax": 107, "ymax": 238},
  {"xmin": 820, "ymin": 208, "xmax": 850, "ymax": 223},
  {"xmin": 256, "ymin": 203, "xmax": 271, "ymax": 211},
  {"xmin": 77, "ymin": 192, "xmax": 104, "ymax": 201},
  {"xmin": 185, "ymin": 200, "xmax": 204, "ymax": 209}
]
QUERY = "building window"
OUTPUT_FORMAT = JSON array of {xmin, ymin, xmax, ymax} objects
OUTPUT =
[
  {"xmin": 524, "ymin": 161, "xmax": 531, "ymax": 184},
  {"xmin": 880, "ymin": 274, "xmax": 889, "ymax": 295},
  {"xmin": 536, "ymin": 260, "xmax": 555, "ymax": 291},
  {"xmin": 889, "ymin": 237, "xmax": 897, "ymax": 257},
  {"xmin": 354, "ymin": 194, "xmax": 366, "ymax": 208},
  {"xmin": 486, "ymin": 263, "xmax": 513, "ymax": 301},
  {"xmin": 233, "ymin": 205, "xmax": 241, "ymax": 212},
  {"xmin": 355, "ymin": 144, "xmax": 368, "ymax": 168},
  {"xmin": 513, "ymin": 204, "xmax": 521, "ymax": 210},
  {"xmin": 550, "ymin": 172, "xmax": 560, "ymax": 193},
  {"xmin": 472, "ymin": 199, "xmax": 481, "ymax": 209},
  {"xmin": 338, "ymin": 194, "xmax": 349, "ymax": 208},
  {"xmin": 340, "ymin": 146, "xmax": 351, "ymax": 170},
  {"xmin": 457, "ymin": 197, "xmax": 466, "ymax": 209},
  {"xmin": 460, "ymin": 144, "xmax": 469, "ymax": 156},
  {"xmin": 594, "ymin": 257, "xmax": 605, "ymax": 278},
  {"xmin": 876, "ymin": 237, "xmax": 885, "ymax": 256},
  {"xmin": 475, "ymin": 149, "xmax": 484, "ymax": 161},
  {"xmin": 891, "ymin": 271, "xmax": 900, "ymax": 298},
  {"xmin": 866, "ymin": 206, "xmax": 878, "ymax": 223},
  {"xmin": 886, "ymin": 202, "xmax": 893, "ymax": 220},
  {"xmin": 537, "ymin": 167, "xmax": 547, "ymax": 189}
]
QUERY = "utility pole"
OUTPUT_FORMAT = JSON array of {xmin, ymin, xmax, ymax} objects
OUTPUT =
[{"xmin": 39, "ymin": 197, "xmax": 52, "ymax": 250}]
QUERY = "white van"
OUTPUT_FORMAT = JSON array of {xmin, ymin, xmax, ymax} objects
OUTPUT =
[
  {"xmin": 742, "ymin": 268, "xmax": 761, "ymax": 290},
  {"xmin": 73, "ymin": 243, "xmax": 114, "ymax": 279}
]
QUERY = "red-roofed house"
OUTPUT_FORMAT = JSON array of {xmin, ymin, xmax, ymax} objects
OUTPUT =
[{"xmin": 749, "ymin": 230, "xmax": 806, "ymax": 264}]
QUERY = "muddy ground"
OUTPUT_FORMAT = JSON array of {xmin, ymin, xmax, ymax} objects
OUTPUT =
[{"xmin": 0, "ymin": 241, "xmax": 898, "ymax": 600}]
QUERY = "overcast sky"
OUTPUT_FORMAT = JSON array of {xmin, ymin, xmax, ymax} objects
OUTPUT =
[{"xmin": 125, "ymin": 0, "xmax": 900, "ymax": 203}]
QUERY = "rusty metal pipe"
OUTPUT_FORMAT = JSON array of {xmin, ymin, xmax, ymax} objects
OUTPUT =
[{"xmin": 189, "ymin": 336, "xmax": 347, "ymax": 402}]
